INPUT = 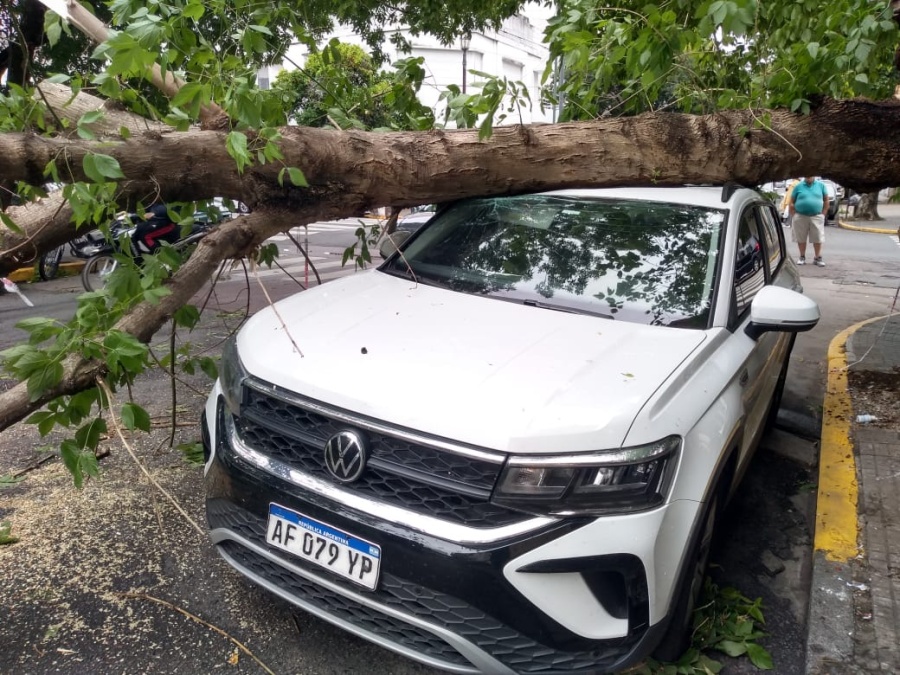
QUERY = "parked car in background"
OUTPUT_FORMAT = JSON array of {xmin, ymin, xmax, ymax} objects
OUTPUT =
[
  {"xmin": 759, "ymin": 180, "xmax": 787, "ymax": 203},
  {"xmin": 820, "ymin": 179, "xmax": 841, "ymax": 223},
  {"xmin": 202, "ymin": 185, "xmax": 819, "ymax": 674},
  {"xmin": 395, "ymin": 204, "xmax": 437, "ymax": 234}
]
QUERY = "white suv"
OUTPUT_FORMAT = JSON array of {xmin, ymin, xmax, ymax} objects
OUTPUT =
[{"xmin": 202, "ymin": 186, "xmax": 819, "ymax": 673}]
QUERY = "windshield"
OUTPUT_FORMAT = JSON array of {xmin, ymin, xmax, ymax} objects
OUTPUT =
[{"xmin": 381, "ymin": 195, "xmax": 725, "ymax": 328}]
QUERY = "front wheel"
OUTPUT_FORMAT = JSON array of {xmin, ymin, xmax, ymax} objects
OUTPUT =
[
  {"xmin": 652, "ymin": 488, "xmax": 721, "ymax": 662},
  {"xmin": 38, "ymin": 245, "xmax": 65, "ymax": 280},
  {"xmin": 81, "ymin": 253, "xmax": 117, "ymax": 292}
]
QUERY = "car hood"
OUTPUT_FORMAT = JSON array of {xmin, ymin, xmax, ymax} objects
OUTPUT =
[{"xmin": 236, "ymin": 271, "xmax": 706, "ymax": 453}]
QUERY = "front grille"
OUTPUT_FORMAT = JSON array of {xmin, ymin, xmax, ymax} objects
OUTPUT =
[
  {"xmin": 235, "ymin": 382, "xmax": 525, "ymax": 527},
  {"xmin": 218, "ymin": 540, "xmax": 472, "ymax": 668},
  {"xmin": 210, "ymin": 501, "xmax": 638, "ymax": 674}
]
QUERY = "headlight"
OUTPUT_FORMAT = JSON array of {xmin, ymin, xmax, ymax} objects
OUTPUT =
[
  {"xmin": 493, "ymin": 436, "xmax": 681, "ymax": 516},
  {"xmin": 219, "ymin": 334, "xmax": 247, "ymax": 414}
]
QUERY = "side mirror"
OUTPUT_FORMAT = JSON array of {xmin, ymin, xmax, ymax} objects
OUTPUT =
[
  {"xmin": 379, "ymin": 231, "xmax": 412, "ymax": 259},
  {"xmin": 745, "ymin": 285, "xmax": 820, "ymax": 340}
]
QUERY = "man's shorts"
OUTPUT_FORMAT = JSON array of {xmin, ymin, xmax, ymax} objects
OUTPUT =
[{"xmin": 792, "ymin": 213, "xmax": 825, "ymax": 244}]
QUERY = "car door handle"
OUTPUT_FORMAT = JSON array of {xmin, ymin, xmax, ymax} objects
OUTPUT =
[{"xmin": 739, "ymin": 369, "xmax": 749, "ymax": 387}]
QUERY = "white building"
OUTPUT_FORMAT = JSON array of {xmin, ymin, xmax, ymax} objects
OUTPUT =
[{"xmin": 257, "ymin": 8, "xmax": 555, "ymax": 125}]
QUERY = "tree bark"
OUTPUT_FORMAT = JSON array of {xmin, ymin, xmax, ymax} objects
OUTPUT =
[
  {"xmin": 856, "ymin": 192, "xmax": 882, "ymax": 220},
  {"xmin": 36, "ymin": 82, "xmax": 171, "ymax": 138},
  {"xmin": 4, "ymin": 95, "xmax": 900, "ymax": 277}
]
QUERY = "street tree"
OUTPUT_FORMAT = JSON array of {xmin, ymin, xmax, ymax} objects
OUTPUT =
[
  {"xmin": 270, "ymin": 41, "xmax": 434, "ymax": 130},
  {"xmin": 1, "ymin": 0, "xmax": 899, "ymax": 467}
]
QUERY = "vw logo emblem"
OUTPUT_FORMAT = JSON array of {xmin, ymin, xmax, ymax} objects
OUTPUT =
[{"xmin": 324, "ymin": 431, "xmax": 367, "ymax": 483}]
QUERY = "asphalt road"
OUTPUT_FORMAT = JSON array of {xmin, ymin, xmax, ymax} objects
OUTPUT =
[{"xmin": 1, "ymin": 220, "xmax": 899, "ymax": 674}]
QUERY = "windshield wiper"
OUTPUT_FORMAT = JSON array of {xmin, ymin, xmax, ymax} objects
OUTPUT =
[
  {"xmin": 523, "ymin": 299, "xmax": 614, "ymax": 319},
  {"xmin": 382, "ymin": 266, "xmax": 453, "ymax": 289}
]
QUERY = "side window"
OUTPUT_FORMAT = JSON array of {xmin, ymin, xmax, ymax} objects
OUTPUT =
[
  {"xmin": 757, "ymin": 205, "xmax": 783, "ymax": 275},
  {"xmin": 734, "ymin": 209, "xmax": 766, "ymax": 316}
]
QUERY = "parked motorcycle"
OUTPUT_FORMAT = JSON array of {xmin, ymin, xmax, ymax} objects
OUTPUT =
[
  {"xmin": 37, "ymin": 229, "xmax": 108, "ymax": 280},
  {"xmin": 81, "ymin": 210, "xmax": 220, "ymax": 292}
]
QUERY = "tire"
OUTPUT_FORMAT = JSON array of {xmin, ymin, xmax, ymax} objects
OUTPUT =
[
  {"xmin": 38, "ymin": 245, "xmax": 65, "ymax": 281},
  {"xmin": 81, "ymin": 253, "xmax": 117, "ymax": 292},
  {"xmin": 653, "ymin": 488, "xmax": 721, "ymax": 662}
]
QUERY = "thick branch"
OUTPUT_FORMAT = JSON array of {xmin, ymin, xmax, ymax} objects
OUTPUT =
[
  {"xmin": 41, "ymin": 0, "xmax": 226, "ymax": 128},
  {"xmin": 0, "ymin": 192, "xmax": 74, "ymax": 271},
  {"xmin": 0, "ymin": 208, "xmax": 295, "ymax": 431},
  {"xmin": 36, "ymin": 81, "xmax": 171, "ymax": 137}
]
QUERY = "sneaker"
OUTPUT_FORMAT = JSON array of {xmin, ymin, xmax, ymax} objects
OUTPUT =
[
  {"xmin": 797, "ymin": 257, "xmax": 806, "ymax": 265},
  {"xmin": 814, "ymin": 257, "xmax": 825, "ymax": 267}
]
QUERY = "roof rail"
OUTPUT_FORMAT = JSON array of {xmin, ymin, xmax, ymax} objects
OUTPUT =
[{"xmin": 721, "ymin": 182, "xmax": 743, "ymax": 202}]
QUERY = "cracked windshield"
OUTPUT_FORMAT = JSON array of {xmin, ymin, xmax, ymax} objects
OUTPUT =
[{"xmin": 383, "ymin": 195, "xmax": 725, "ymax": 327}]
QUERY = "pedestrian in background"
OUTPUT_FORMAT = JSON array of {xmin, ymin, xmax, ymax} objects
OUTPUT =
[
  {"xmin": 790, "ymin": 176, "xmax": 829, "ymax": 267},
  {"xmin": 780, "ymin": 178, "xmax": 799, "ymax": 226}
]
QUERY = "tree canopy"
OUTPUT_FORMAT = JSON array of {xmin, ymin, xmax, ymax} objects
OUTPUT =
[
  {"xmin": 269, "ymin": 41, "xmax": 434, "ymax": 130},
  {"xmin": 0, "ymin": 0, "xmax": 899, "ymax": 460}
]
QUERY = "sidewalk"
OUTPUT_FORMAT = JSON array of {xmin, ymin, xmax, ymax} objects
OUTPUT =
[
  {"xmin": 806, "ymin": 310, "xmax": 900, "ymax": 673},
  {"xmin": 837, "ymin": 200, "xmax": 900, "ymax": 235}
]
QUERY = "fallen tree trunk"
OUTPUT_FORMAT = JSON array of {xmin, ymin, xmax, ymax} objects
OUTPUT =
[{"xmin": 3, "ymin": 96, "xmax": 900, "ymax": 276}]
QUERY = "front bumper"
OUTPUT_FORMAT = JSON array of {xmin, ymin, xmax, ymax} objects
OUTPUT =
[{"xmin": 202, "ymin": 392, "xmax": 686, "ymax": 674}]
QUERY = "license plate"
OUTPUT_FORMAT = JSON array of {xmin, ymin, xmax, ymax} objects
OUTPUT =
[{"xmin": 266, "ymin": 503, "xmax": 381, "ymax": 590}]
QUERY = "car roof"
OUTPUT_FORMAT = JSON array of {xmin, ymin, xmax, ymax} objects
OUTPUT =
[{"xmin": 533, "ymin": 186, "xmax": 757, "ymax": 210}]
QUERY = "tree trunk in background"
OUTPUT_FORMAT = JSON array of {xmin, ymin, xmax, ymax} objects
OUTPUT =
[{"xmin": 856, "ymin": 192, "xmax": 882, "ymax": 220}]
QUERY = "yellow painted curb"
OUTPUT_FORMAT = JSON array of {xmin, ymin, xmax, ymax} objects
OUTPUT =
[
  {"xmin": 7, "ymin": 267, "xmax": 35, "ymax": 283},
  {"xmin": 837, "ymin": 220, "xmax": 898, "ymax": 235},
  {"xmin": 814, "ymin": 314, "xmax": 889, "ymax": 561},
  {"xmin": 6, "ymin": 261, "xmax": 85, "ymax": 283}
]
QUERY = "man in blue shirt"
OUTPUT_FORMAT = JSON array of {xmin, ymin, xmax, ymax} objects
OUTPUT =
[{"xmin": 789, "ymin": 177, "xmax": 829, "ymax": 267}]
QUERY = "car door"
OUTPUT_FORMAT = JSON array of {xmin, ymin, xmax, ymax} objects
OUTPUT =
[{"xmin": 730, "ymin": 205, "xmax": 788, "ymax": 465}]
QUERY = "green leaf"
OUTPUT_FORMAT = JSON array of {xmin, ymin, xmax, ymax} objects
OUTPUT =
[
  {"xmin": 170, "ymin": 82, "xmax": 208, "ymax": 117},
  {"xmin": 16, "ymin": 317, "xmax": 62, "ymax": 343},
  {"xmin": 0, "ymin": 520, "xmax": 19, "ymax": 545},
  {"xmin": 173, "ymin": 305, "xmax": 201, "ymax": 329},
  {"xmin": 716, "ymin": 639, "xmax": 748, "ymax": 657},
  {"xmin": 182, "ymin": 2, "xmax": 205, "ymax": 20},
  {"xmin": 746, "ymin": 643, "xmax": 774, "ymax": 670},
  {"xmin": 177, "ymin": 441, "xmax": 205, "ymax": 466},
  {"xmin": 286, "ymin": 167, "xmax": 308, "ymax": 187},
  {"xmin": 120, "ymin": 403, "xmax": 151, "ymax": 432},
  {"xmin": 0, "ymin": 474, "xmax": 25, "ymax": 488},
  {"xmin": 198, "ymin": 356, "xmax": 219, "ymax": 379},
  {"xmin": 27, "ymin": 361, "xmax": 64, "ymax": 402},
  {"xmin": 225, "ymin": 131, "xmax": 250, "ymax": 173},
  {"xmin": 26, "ymin": 410, "xmax": 57, "ymax": 436},
  {"xmin": 82, "ymin": 153, "xmax": 125, "ymax": 183},
  {"xmin": 59, "ymin": 439, "xmax": 93, "ymax": 488},
  {"xmin": 0, "ymin": 212, "xmax": 23, "ymax": 234},
  {"xmin": 75, "ymin": 418, "xmax": 108, "ymax": 451},
  {"xmin": 79, "ymin": 110, "xmax": 104, "ymax": 125}
]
